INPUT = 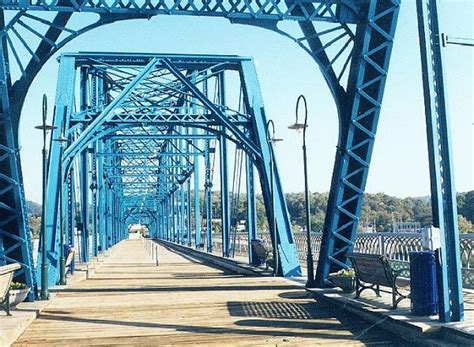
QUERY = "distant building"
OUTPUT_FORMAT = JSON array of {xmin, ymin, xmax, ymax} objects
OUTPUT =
[{"xmin": 392, "ymin": 222, "xmax": 422, "ymax": 233}]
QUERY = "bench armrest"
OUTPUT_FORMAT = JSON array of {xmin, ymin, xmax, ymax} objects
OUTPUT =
[{"xmin": 393, "ymin": 267, "xmax": 410, "ymax": 287}]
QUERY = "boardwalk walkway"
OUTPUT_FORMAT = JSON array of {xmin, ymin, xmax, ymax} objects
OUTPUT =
[{"xmin": 14, "ymin": 239, "xmax": 401, "ymax": 346}]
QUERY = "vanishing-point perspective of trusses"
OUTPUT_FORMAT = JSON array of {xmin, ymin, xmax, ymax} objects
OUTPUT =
[{"xmin": 0, "ymin": 0, "xmax": 472, "ymax": 345}]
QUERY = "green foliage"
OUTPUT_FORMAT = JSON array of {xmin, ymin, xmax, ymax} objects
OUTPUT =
[
  {"xmin": 331, "ymin": 268, "xmax": 355, "ymax": 277},
  {"xmin": 29, "ymin": 215, "xmax": 41, "ymax": 239},
  {"xmin": 26, "ymin": 200, "xmax": 41, "ymax": 216},
  {"xmin": 458, "ymin": 215, "xmax": 474, "ymax": 233},
  {"xmin": 26, "ymin": 190, "xmax": 474, "ymax": 237},
  {"xmin": 10, "ymin": 281, "xmax": 28, "ymax": 290},
  {"xmin": 458, "ymin": 191, "xmax": 474, "ymax": 225}
]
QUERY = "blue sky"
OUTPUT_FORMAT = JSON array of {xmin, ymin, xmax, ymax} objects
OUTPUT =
[{"xmin": 18, "ymin": 1, "xmax": 473, "ymax": 203}]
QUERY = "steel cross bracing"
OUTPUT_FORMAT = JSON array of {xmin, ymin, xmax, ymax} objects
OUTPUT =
[
  {"xmin": 0, "ymin": 0, "xmax": 404, "ymax": 301},
  {"xmin": 38, "ymin": 52, "xmax": 302, "ymax": 286}
]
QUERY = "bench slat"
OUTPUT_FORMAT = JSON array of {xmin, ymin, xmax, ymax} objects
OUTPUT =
[
  {"xmin": 349, "ymin": 255, "xmax": 393, "ymax": 287},
  {"xmin": 346, "ymin": 252, "xmax": 410, "ymax": 309}
]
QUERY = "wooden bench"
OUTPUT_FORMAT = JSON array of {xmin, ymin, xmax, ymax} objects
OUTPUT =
[
  {"xmin": 0, "ymin": 263, "xmax": 21, "ymax": 316},
  {"xmin": 347, "ymin": 252, "xmax": 410, "ymax": 309},
  {"xmin": 250, "ymin": 239, "xmax": 274, "ymax": 270}
]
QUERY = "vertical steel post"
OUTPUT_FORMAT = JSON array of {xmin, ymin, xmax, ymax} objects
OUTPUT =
[
  {"xmin": 79, "ymin": 149, "xmax": 90, "ymax": 262},
  {"xmin": 97, "ymin": 140, "xmax": 106, "ymax": 253},
  {"xmin": 219, "ymin": 72, "xmax": 230, "ymax": 258},
  {"xmin": 246, "ymin": 155, "xmax": 257, "ymax": 264},
  {"xmin": 172, "ymin": 191, "xmax": 177, "ymax": 242},
  {"xmin": 187, "ymin": 178, "xmax": 192, "ymax": 246},
  {"xmin": 240, "ymin": 60, "xmax": 301, "ymax": 276},
  {"xmin": 193, "ymin": 128, "xmax": 201, "ymax": 249},
  {"xmin": 91, "ymin": 149, "xmax": 98, "ymax": 257},
  {"xmin": 180, "ymin": 183, "xmax": 185, "ymax": 245},
  {"xmin": 205, "ymin": 140, "xmax": 213, "ymax": 253},
  {"xmin": 59, "ymin": 143, "xmax": 66, "ymax": 285},
  {"xmin": 220, "ymin": 133, "xmax": 230, "ymax": 257},
  {"xmin": 416, "ymin": 0, "xmax": 464, "ymax": 322}
]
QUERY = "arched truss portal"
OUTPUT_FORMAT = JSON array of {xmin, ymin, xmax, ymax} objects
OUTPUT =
[
  {"xmin": 41, "ymin": 52, "xmax": 302, "ymax": 286},
  {"xmin": 0, "ymin": 1, "xmax": 401, "ymax": 299}
]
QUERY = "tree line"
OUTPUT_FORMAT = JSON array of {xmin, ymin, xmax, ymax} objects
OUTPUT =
[
  {"xmin": 200, "ymin": 190, "xmax": 474, "ymax": 233},
  {"xmin": 26, "ymin": 190, "xmax": 474, "ymax": 237}
]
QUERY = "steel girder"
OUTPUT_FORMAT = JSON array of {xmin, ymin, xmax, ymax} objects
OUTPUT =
[
  {"xmin": 314, "ymin": 0, "xmax": 401, "ymax": 284},
  {"xmin": 416, "ymin": 0, "xmax": 463, "ymax": 323}
]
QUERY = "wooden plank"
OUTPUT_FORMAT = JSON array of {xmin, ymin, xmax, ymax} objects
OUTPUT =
[{"xmin": 13, "ymin": 240, "xmax": 398, "ymax": 346}]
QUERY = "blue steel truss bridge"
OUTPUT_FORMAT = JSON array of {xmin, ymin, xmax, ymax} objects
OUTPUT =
[
  {"xmin": 41, "ymin": 52, "xmax": 301, "ymax": 287},
  {"xmin": 0, "ymin": 0, "xmax": 464, "ymax": 324}
]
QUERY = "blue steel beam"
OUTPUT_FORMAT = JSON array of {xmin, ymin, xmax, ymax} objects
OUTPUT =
[
  {"xmin": 0, "ymin": 12, "xmax": 36, "ymax": 300},
  {"xmin": 218, "ymin": 72, "xmax": 231, "ymax": 258},
  {"xmin": 0, "ymin": 1, "xmax": 361, "ymax": 23},
  {"xmin": 193, "ymin": 127, "xmax": 201, "ymax": 249},
  {"xmin": 246, "ymin": 154, "xmax": 257, "ymax": 264},
  {"xmin": 204, "ymin": 138, "xmax": 213, "ymax": 253},
  {"xmin": 416, "ymin": 0, "xmax": 463, "ymax": 322},
  {"xmin": 220, "ymin": 131, "xmax": 230, "ymax": 257},
  {"xmin": 315, "ymin": 0, "xmax": 401, "ymax": 285},
  {"xmin": 240, "ymin": 59, "xmax": 301, "ymax": 276},
  {"xmin": 79, "ymin": 149, "xmax": 90, "ymax": 262}
]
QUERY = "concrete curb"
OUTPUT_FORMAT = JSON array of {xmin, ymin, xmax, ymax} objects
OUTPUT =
[
  {"xmin": 154, "ymin": 239, "xmax": 269, "ymax": 277},
  {"xmin": 306, "ymin": 288, "xmax": 473, "ymax": 346}
]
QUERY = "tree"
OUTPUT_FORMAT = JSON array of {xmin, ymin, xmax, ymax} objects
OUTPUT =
[
  {"xmin": 458, "ymin": 215, "xmax": 474, "ymax": 233},
  {"xmin": 458, "ymin": 191, "xmax": 474, "ymax": 224}
]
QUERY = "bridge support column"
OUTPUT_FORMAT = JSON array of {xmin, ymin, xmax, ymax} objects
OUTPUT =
[
  {"xmin": 241, "ymin": 60, "xmax": 301, "ymax": 276},
  {"xmin": 204, "ymin": 139, "xmax": 213, "ymax": 253},
  {"xmin": 97, "ymin": 140, "xmax": 106, "ymax": 253},
  {"xmin": 79, "ymin": 149, "xmax": 90, "ymax": 262},
  {"xmin": 193, "ymin": 130, "xmax": 201, "ymax": 249},
  {"xmin": 416, "ymin": 0, "xmax": 463, "ymax": 322},
  {"xmin": 180, "ymin": 184, "xmax": 186, "ymax": 245},
  {"xmin": 220, "ymin": 132, "xmax": 230, "ymax": 258},
  {"xmin": 314, "ymin": 0, "xmax": 401, "ymax": 286},
  {"xmin": 246, "ymin": 155, "xmax": 257, "ymax": 265}
]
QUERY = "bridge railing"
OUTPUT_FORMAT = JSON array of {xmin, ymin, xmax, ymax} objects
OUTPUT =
[{"xmin": 208, "ymin": 231, "xmax": 474, "ymax": 289}]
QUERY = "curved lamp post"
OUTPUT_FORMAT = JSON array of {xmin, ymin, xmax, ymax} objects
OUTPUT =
[
  {"xmin": 288, "ymin": 94, "xmax": 315, "ymax": 288},
  {"xmin": 34, "ymin": 94, "xmax": 56, "ymax": 299},
  {"xmin": 265, "ymin": 119, "xmax": 282, "ymax": 276}
]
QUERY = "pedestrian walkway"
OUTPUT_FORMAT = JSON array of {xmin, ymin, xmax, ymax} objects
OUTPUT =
[{"xmin": 13, "ymin": 239, "xmax": 401, "ymax": 345}]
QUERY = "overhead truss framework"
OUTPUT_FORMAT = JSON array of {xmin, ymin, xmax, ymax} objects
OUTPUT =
[
  {"xmin": 41, "ymin": 52, "xmax": 302, "ymax": 286},
  {"xmin": 0, "ymin": 0, "xmax": 414, "ymax": 307}
]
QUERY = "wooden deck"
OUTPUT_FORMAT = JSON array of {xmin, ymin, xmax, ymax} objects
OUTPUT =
[{"xmin": 14, "ymin": 239, "xmax": 400, "ymax": 346}]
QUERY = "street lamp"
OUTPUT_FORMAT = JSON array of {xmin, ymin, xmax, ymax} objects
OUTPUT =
[
  {"xmin": 34, "ymin": 94, "xmax": 56, "ymax": 299},
  {"xmin": 265, "ymin": 119, "xmax": 282, "ymax": 277},
  {"xmin": 288, "ymin": 94, "xmax": 315, "ymax": 288},
  {"xmin": 54, "ymin": 133, "xmax": 67, "ymax": 285}
]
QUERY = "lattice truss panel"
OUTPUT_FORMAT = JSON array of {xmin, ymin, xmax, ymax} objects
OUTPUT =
[{"xmin": 39, "ymin": 53, "xmax": 302, "ymax": 285}]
